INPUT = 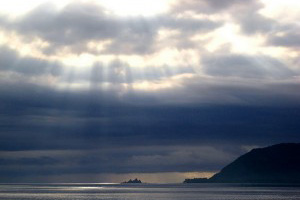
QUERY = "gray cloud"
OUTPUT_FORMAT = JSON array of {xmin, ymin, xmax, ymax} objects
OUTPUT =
[
  {"xmin": 0, "ymin": 46, "xmax": 62, "ymax": 76},
  {"xmin": 269, "ymin": 32, "xmax": 300, "ymax": 48},
  {"xmin": 201, "ymin": 53, "xmax": 295, "ymax": 79},
  {"xmin": 205, "ymin": 0, "xmax": 255, "ymax": 10},
  {"xmin": 171, "ymin": 0, "xmax": 256, "ymax": 14},
  {"xmin": 236, "ymin": 12, "xmax": 276, "ymax": 34},
  {"xmin": 171, "ymin": 0, "xmax": 278, "ymax": 35},
  {"xmin": 0, "ymin": 46, "xmax": 194, "ymax": 89},
  {"xmin": 159, "ymin": 16, "xmax": 221, "ymax": 33},
  {"xmin": 1, "ymin": 2, "xmax": 155, "ymax": 55},
  {"xmin": 228, "ymin": 0, "xmax": 277, "ymax": 34},
  {"xmin": 0, "ymin": 2, "xmax": 221, "ymax": 55}
]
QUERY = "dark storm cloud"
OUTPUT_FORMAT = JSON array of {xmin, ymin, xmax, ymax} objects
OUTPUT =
[
  {"xmin": 1, "ymin": 97, "xmax": 300, "ymax": 181},
  {"xmin": 1, "ymin": 66, "xmax": 300, "ymax": 181},
  {"xmin": 0, "ymin": 156, "xmax": 58, "ymax": 166},
  {"xmin": 1, "ymin": 75, "xmax": 300, "ymax": 152},
  {"xmin": 0, "ymin": 146, "xmax": 240, "ymax": 183},
  {"xmin": 201, "ymin": 54, "xmax": 295, "ymax": 79}
]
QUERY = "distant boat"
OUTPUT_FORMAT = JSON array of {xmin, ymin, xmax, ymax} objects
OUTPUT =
[
  {"xmin": 122, "ymin": 178, "xmax": 142, "ymax": 184},
  {"xmin": 183, "ymin": 178, "xmax": 210, "ymax": 183}
]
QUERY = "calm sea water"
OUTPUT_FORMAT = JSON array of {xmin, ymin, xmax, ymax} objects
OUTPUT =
[{"xmin": 0, "ymin": 183, "xmax": 300, "ymax": 200}]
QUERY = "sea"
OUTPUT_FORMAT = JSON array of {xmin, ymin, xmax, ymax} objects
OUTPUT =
[{"xmin": 0, "ymin": 183, "xmax": 300, "ymax": 200}]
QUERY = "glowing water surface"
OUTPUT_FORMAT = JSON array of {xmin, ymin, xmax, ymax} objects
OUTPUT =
[{"xmin": 0, "ymin": 183, "xmax": 300, "ymax": 200}]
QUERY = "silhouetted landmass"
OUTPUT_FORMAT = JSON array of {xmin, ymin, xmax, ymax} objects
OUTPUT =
[
  {"xmin": 122, "ymin": 178, "xmax": 142, "ymax": 184},
  {"xmin": 184, "ymin": 143, "xmax": 300, "ymax": 183}
]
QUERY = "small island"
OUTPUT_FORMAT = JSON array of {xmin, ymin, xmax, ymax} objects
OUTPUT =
[{"xmin": 122, "ymin": 178, "xmax": 142, "ymax": 184}]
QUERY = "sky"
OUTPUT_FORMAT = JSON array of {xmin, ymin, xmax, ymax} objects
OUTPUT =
[{"xmin": 0, "ymin": 0, "xmax": 299, "ymax": 183}]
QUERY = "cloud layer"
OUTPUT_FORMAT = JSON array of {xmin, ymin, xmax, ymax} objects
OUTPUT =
[{"xmin": 0, "ymin": 0, "xmax": 299, "ymax": 182}]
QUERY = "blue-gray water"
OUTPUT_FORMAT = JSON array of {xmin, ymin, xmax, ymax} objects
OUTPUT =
[{"xmin": 1, "ymin": 183, "xmax": 300, "ymax": 200}]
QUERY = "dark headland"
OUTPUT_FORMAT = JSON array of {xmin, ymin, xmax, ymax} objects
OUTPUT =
[{"xmin": 184, "ymin": 143, "xmax": 300, "ymax": 183}]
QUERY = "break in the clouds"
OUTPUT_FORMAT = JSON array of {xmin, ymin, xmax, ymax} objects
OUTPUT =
[{"xmin": 0, "ymin": 0, "xmax": 299, "ymax": 183}]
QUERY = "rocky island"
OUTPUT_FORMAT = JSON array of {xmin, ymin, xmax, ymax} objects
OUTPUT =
[{"xmin": 122, "ymin": 178, "xmax": 142, "ymax": 184}]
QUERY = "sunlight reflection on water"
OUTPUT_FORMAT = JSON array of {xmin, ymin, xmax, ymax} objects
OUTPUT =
[{"xmin": 0, "ymin": 183, "xmax": 300, "ymax": 200}]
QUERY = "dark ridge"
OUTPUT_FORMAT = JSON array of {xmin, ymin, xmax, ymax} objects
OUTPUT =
[
  {"xmin": 210, "ymin": 143, "xmax": 300, "ymax": 183},
  {"xmin": 184, "ymin": 143, "xmax": 300, "ymax": 183}
]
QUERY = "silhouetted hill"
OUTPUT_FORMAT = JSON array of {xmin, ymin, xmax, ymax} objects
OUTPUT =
[{"xmin": 209, "ymin": 143, "xmax": 300, "ymax": 183}]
